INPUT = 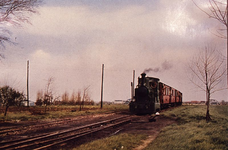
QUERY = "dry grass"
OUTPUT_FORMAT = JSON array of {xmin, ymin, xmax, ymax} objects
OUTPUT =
[{"xmin": 0, "ymin": 104, "xmax": 129, "ymax": 121}]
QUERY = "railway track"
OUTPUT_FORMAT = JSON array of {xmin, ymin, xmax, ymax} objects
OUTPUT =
[
  {"xmin": 0, "ymin": 115, "xmax": 131, "ymax": 150},
  {"xmin": 0, "ymin": 117, "xmax": 81, "ymax": 136},
  {"xmin": 0, "ymin": 113, "xmax": 115, "ymax": 136}
]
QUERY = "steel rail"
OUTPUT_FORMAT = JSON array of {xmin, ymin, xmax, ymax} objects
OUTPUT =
[
  {"xmin": 0, "ymin": 116, "xmax": 102, "ymax": 136},
  {"xmin": 35, "ymin": 118, "xmax": 131, "ymax": 150},
  {"xmin": 0, "ymin": 115, "xmax": 131, "ymax": 150},
  {"xmin": 0, "ymin": 113, "xmax": 115, "ymax": 136}
]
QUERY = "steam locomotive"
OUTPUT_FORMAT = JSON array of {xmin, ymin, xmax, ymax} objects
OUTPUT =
[{"xmin": 129, "ymin": 73, "xmax": 182, "ymax": 114}]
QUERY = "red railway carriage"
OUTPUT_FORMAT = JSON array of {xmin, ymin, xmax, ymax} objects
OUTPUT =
[
  {"xmin": 159, "ymin": 82, "xmax": 182, "ymax": 109},
  {"xmin": 130, "ymin": 73, "xmax": 182, "ymax": 114},
  {"xmin": 176, "ymin": 91, "xmax": 182, "ymax": 105}
]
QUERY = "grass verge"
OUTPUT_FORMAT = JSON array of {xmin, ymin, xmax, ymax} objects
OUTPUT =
[
  {"xmin": 144, "ymin": 105, "xmax": 228, "ymax": 150},
  {"xmin": 71, "ymin": 133, "xmax": 147, "ymax": 150}
]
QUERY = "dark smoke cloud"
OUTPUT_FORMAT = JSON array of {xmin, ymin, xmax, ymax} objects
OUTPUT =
[
  {"xmin": 143, "ymin": 60, "xmax": 173, "ymax": 74},
  {"xmin": 143, "ymin": 67, "xmax": 160, "ymax": 73},
  {"xmin": 162, "ymin": 60, "xmax": 173, "ymax": 70}
]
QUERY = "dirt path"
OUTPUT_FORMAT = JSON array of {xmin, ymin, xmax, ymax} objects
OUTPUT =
[
  {"xmin": 122, "ymin": 115, "xmax": 176, "ymax": 150},
  {"xmin": 133, "ymin": 133, "xmax": 159, "ymax": 150}
]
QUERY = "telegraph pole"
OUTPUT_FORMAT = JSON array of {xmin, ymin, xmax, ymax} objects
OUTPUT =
[
  {"xmin": 131, "ymin": 70, "xmax": 135, "ymax": 100},
  {"xmin": 27, "ymin": 60, "xmax": 29, "ymax": 107},
  {"xmin": 100, "ymin": 64, "xmax": 104, "ymax": 109}
]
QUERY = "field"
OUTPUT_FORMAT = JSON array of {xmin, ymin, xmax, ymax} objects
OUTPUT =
[
  {"xmin": 145, "ymin": 105, "xmax": 228, "ymax": 150},
  {"xmin": 74, "ymin": 105, "xmax": 228, "ymax": 150}
]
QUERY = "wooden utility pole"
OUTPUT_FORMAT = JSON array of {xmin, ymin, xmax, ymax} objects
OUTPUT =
[
  {"xmin": 131, "ymin": 70, "xmax": 135, "ymax": 100},
  {"xmin": 27, "ymin": 60, "xmax": 29, "ymax": 107},
  {"xmin": 100, "ymin": 64, "xmax": 104, "ymax": 109},
  {"xmin": 226, "ymin": 0, "xmax": 228, "ymax": 88}
]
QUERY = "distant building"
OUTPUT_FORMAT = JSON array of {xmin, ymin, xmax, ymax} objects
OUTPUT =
[
  {"xmin": 30, "ymin": 101, "xmax": 35, "ymax": 106},
  {"xmin": 183, "ymin": 100, "xmax": 220, "ymax": 105},
  {"xmin": 183, "ymin": 101, "xmax": 201, "ymax": 105},
  {"xmin": 114, "ymin": 100, "xmax": 124, "ymax": 104},
  {"xmin": 114, "ymin": 99, "xmax": 130, "ymax": 104},
  {"xmin": 191, "ymin": 101, "xmax": 199, "ymax": 104},
  {"xmin": 210, "ymin": 99, "xmax": 220, "ymax": 105},
  {"xmin": 199, "ymin": 101, "xmax": 206, "ymax": 104}
]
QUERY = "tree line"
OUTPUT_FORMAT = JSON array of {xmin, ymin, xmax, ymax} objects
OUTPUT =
[
  {"xmin": 34, "ymin": 78, "xmax": 95, "ymax": 106},
  {"xmin": 35, "ymin": 89, "xmax": 95, "ymax": 106},
  {"xmin": 0, "ymin": 84, "xmax": 95, "ymax": 117}
]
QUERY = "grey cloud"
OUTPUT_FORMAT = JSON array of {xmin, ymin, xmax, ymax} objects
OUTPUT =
[{"xmin": 1, "ymin": 0, "xmax": 227, "ymax": 102}]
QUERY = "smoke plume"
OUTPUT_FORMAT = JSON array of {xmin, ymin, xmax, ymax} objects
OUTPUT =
[
  {"xmin": 143, "ymin": 60, "xmax": 173, "ymax": 74},
  {"xmin": 162, "ymin": 60, "xmax": 173, "ymax": 70},
  {"xmin": 143, "ymin": 67, "xmax": 160, "ymax": 74}
]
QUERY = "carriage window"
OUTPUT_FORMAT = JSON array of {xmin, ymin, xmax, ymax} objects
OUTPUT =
[
  {"xmin": 164, "ymin": 88, "xmax": 166, "ymax": 95},
  {"xmin": 166, "ymin": 88, "xmax": 169, "ymax": 95},
  {"xmin": 172, "ymin": 90, "xmax": 175, "ymax": 96}
]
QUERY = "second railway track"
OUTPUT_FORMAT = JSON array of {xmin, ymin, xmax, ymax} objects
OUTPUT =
[{"xmin": 0, "ymin": 115, "xmax": 131, "ymax": 150}]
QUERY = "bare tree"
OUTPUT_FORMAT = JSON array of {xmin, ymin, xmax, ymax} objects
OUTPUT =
[
  {"xmin": 35, "ymin": 89, "xmax": 43, "ymax": 106},
  {"xmin": 35, "ymin": 77, "xmax": 55, "ymax": 113},
  {"xmin": 193, "ymin": 0, "xmax": 228, "ymax": 86},
  {"xmin": 61, "ymin": 91, "xmax": 69, "ymax": 105},
  {"xmin": 44, "ymin": 77, "xmax": 54, "ymax": 104},
  {"xmin": 80, "ymin": 86, "xmax": 90, "ymax": 111},
  {"xmin": 189, "ymin": 46, "xmax": 226, "ymax": 122},
  {"xmin": 193, "ymin": 0, "xmax": 227, "ymax": 38},
  {"xmin": 0, "ymin": 0, "xmax": 42, "ymax": 48},
  {"xmin": 75, "ymin": 89, "xmax": 81, "ymax": 105}
]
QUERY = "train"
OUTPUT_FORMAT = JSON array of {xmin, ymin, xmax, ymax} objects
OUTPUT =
[{"xmin": 129, "ymin": 73, "xmax": 182, "ymax": 114}]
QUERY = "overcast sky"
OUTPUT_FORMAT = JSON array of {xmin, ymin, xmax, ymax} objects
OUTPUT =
[{"xmin": 0, "ymin": 0, "xmax": 227, "ymax": 103}]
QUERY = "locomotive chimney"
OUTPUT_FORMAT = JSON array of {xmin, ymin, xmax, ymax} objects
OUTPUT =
[{"xmin": 141, "ymin": 73, "xmax": 146, "ymax": 86}]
